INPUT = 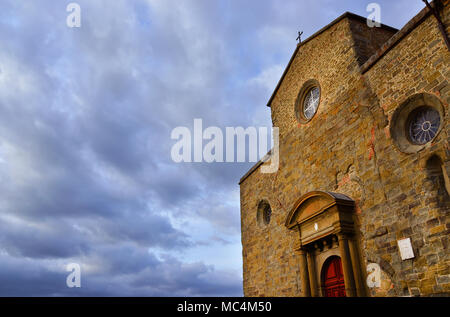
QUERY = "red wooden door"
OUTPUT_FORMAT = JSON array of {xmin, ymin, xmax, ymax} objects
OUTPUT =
[{"xmin": 322, "ymin": 256, "xmax": 346, "ymax": 297}]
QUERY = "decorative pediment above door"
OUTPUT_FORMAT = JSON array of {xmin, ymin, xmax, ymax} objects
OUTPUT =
[{"xmin": 285, "ymin": 191, "xmax": 355, "ymax": 246}]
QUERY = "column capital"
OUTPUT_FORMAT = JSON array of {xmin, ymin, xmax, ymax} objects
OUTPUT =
[
  {"xmin": 294, "ymin": 245, "xmax": 307, "ymax": 255},
  {"xmin": 337, "ymin": 232, "xmax": 352, "ymax": 240}
]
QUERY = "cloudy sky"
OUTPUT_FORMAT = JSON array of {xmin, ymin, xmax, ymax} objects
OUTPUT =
[{"xmin": 0, "ymin": 0, "xmax": 424, "ymax": 296}]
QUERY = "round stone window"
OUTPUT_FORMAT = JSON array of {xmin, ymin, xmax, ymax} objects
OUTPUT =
[
  {"xmin": 407, "ymin": 106, "xmax": 441, "ymax": 145},
  {"xmin": 257, "ymin": 200, "xmax": 272, "ymax": 227},
  {"xmin": 295, "ymin": 79, "xmax": 321, "ymax": 123},
  {"xmin": 303, "ymin": 86, "xmax": 321, "ymax": 120},
  {"xmin": 390, "ymin": 93, "xmax": 444, "ymax": 154}
]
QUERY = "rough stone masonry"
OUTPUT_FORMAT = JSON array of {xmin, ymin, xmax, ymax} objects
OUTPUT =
[{"xmin": 239, "ymin": 1, "xmax": 450, "ymax": 297}]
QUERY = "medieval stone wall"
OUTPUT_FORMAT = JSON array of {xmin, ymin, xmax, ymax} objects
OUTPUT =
[
  {"xmin": 240, "ymin": 1, "xmax": 449, "ymax": 297},
  {"xmin": 361, "ymin": 1, "xmax": 450, "ymax": 296}
]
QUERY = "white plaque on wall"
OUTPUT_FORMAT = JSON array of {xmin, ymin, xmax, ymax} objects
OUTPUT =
[{"xmin": 397, "ymin": 238, "xmax": 415, "ymax": 260}]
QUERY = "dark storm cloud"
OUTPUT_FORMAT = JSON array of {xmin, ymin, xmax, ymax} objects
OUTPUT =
[
  {"xmin": 0, "ymin": 0, "xmax": 424, "ymax": 296},
  {"xmin": 0, "ymin": 219, "xmax": 91, "ymax": 259},
  {"xmin": 0, "ymin": 250, "xmax": 241, "ymax": 296}
]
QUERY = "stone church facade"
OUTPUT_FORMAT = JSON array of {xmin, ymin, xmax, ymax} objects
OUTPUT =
[{"xmin": 239, "ymin": 1, "xmax": 450, "ymax": 297}]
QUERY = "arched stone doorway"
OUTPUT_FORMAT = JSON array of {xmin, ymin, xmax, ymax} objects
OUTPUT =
[
  {"xmin": 285, "ymin": 191, "xmax": 366, "ymax": 297},
  {"xmin": 321, "ymin": 256, "xmax": 346, "ymax": 297}
]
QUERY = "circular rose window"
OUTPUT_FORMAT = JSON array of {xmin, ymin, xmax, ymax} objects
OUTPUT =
[
  {"xmin": 390, "ymin": 93, "xmax": 444, "ymax": 154},
  {"xmin": 407, "ymin": 107, "xmax": 441, "ymax": 145},
  {"xmin": 295, "ymin": 80, "xmax": 321, "ymax": 123},
  {"xmin": 303, "ymin": 87, "xmax": 320, "ymax": 120}
]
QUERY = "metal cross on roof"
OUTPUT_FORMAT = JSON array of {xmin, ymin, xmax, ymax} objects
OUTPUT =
[{"xmin": 296, "ymin": 31, "xmax": 304, "ymax": 43}]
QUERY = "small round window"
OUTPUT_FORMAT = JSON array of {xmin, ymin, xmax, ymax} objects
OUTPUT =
[
  {"xmin": 295, "ymin": 80, "xmax": 321, "ymax": 123},
  {"xmin": 407, "ymin": 106, "xmax": 441, "ymax": 145},
  {"xmin": 257, "ymin": 200, "xmax": 271, "ymax": 227},
  {"xmin": 303, "ymin": 87, "xmax": 320, "ymax": 120}
]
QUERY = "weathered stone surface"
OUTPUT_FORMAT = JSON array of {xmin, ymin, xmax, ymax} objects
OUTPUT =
[{"xmin": 240, "ymin": 1, "xmax": 450, "ymax": 297}]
